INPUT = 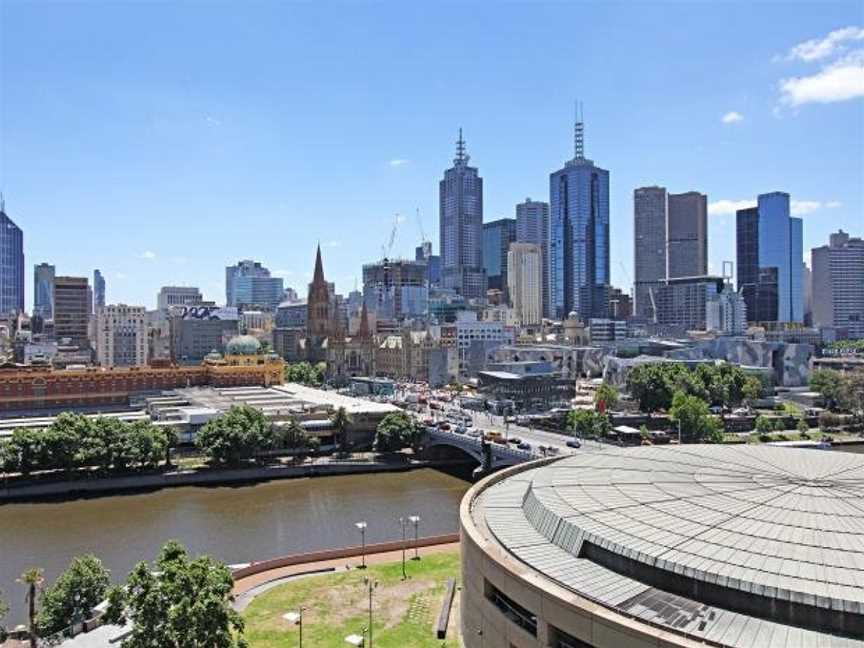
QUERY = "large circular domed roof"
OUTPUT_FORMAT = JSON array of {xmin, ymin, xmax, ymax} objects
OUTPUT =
[{"xmin": 225, "ymin": 334, "xmax": 261, "ymax": 355}]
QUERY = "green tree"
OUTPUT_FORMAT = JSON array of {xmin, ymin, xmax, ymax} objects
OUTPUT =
[
  {"xmin": 330, "ymin": 406, "xmax": 353, "ymax": 454},
  {"xmin": 18, "ymin": 568, "xmax": 43, "ymax": 648},
  {"xmin": 838, "ymin": 372, "xmax": 864, "ymax": 420},
  {"xmin": 669, "ymin": 391, "xmax": 720, "ymax": 443},
  {"xmin": 0, "ymin": 589, "xmax": 8, "ymax": 641},
  {"xmin": 38, "ymin": 555, "xmax": 110, "ymax": 636},
  {"xmin": 105, "ymin": 540, "xmax": 246, "ymax": 648},
  {"xmin": 593, "ymin": 382, "xmax": 619, "ymax": 411},
  {"xmin": 797, "ymin": 417, "xmax": 810, "ymax": 437},
  {"xmin": 755, "ymin": 415, "xmax": 773, "ymax": 436},
  {"xmin": 819, "ymin": 410, "xmax": 841, "ymax": 432},
  {"xmin": 196, "ymin": 405, "xmax": 271, "ymax": 465},
  {"xmin": 567, "ymin": 409, "xmax": 597, "ymax": 438},
  {"xmin": 284, "ymin": 362, "xmax": 323, "ymax": 386},
  {"xmin": 374, "ymin": 412, "xmax": 420, "ymax": 452},
  {"xmin": 810, "ymin": 369, "xmax": 843, "ymax": 408}
]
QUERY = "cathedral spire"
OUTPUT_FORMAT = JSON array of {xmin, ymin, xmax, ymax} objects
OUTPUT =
[
  {"xmin": 313, "ymin": 243, "xmax": 325, "ymax": 284},
  {"xmin": 358, "ymin": 301, "xmax": 371, "ymax": 339}
]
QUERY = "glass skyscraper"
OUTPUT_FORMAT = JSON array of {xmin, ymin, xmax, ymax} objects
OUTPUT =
[
  {"xmin": 482, "ymin": 218, "xmax": 516, "ymax": 296},
  {"xmin": 93, "ymin": 269, "xmax": 106, "ymax": 312},
  {"xmin": 440, "ymin": 130, "xmax": 485, "ymax": 299},
  {"xmin": 0, "ymin": 200, "xmax": 24, "ymax": 315},
  {"xmin": 516, "ymin": 198, "xmax": 550, "ymax": 317},
  {"xmin": 736, "ymin": 192, "xmax": 803, "ymax": 323},
  {"xmin": 34, "ymin": 262, "xmax": 55, "ymax": 319},
  {"xmin": 549, "ymin": 116, "xmax": 610, "ymax": 320}
]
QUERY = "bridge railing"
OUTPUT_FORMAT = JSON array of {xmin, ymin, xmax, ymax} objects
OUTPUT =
[{"xmin": 425, "ymin": 429, "xmax": 538, "ymax": 462}]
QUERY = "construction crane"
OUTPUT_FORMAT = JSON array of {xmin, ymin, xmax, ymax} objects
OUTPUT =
[
  {"xmin": 416, "ymin": 208, "xmax": 428, "ymax": 245},
  {"xmin": 381, "ymin": 213, "xmax": 400, "ymax": 260}
]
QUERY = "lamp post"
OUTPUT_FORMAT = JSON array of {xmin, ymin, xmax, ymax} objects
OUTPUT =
[
  {"xmin": 408, "ymin": 514, "xmax": 421, "ymax": 560},
  {"xmin": 299, "ymin": 607, "xmax": 304, "ymax": 648},
  {"xmin": 364, "ymin": 577, "xmax": 378, "ymax": 648},
  {"xmin": 398, "ymin": 517, "xmax": 408, "ymax": 579},
  {"xmin": 355, "ymin": 521, "xmax": 367, "ymax": 569}
]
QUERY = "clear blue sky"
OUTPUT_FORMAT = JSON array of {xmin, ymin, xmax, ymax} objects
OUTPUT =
[{"xmin": 1, "ymin": 1, "xmax": 862, "ymax": 309}]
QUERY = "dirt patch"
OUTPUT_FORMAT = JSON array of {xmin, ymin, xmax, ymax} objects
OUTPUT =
[{"xmin": 322, "ymin": 578, "xmax": 436, "ymax": 628}]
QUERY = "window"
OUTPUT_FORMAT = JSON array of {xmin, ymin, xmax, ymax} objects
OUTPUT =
[
  {"xmin": 484, "ymin": 579, "xmax": 537, "ymax": 636},
  {"xmin": 549, "ymin": 625, "xmax": 595, "ymax": 648}
]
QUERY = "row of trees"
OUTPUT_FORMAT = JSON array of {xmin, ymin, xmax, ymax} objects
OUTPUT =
[
  {"xmin": 626, "ymin": 362, "xmax": 763, "ymax": 413},
  {"xmin": 0, "ymin": 414, "xmax": 174, "ymax": 477},
  {"xmin": 284, "ymin": 361, "xmax": 326, "ymax": 386},
  {"xmin": 9, "ymin": 541, "xmax": 244, "ymax": 648},
  {"xmin": 810, "ymin": 368, "xmax": 864, "ymax": 416},
  {"xmin": 567, "ymin": 409, "xmax": 611, "ymax": 439}
]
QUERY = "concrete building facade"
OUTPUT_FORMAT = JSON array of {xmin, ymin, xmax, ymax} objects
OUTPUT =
[
  {"xmin": 811, "ymin": 229, "xmax": 864, "ymax": 339},
  {"xmin": 666, "ymin": 191, "xmax": 708, "ymax": 278},
  {"xmin": 362, "ymin": 258, "xmax": 429, "ymax": 320},
  {"xmin": 633, "ymin": 186, "xmax": 667, "ymax": 320},
  {"xmin": 516, "ymin": 198, "xmax": 550, "ymax": 317},
  {"xmin": 95, "ymin": 304, "xmax": 148, "ymax": 368},
  {"xmin": 53, "ymin": 276, "xmax": 90, "ymax": 347},
  {"xmin": 507, "ymin": 243, "xmax": 542, "ymax": 326},
  {"xmin": 157, "ymin": 286, "xmax": 204, "ymax": 311}
]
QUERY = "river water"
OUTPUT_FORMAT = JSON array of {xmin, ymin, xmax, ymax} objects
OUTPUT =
[{"xmin": 0, "ymin": 469, "xmax": 470, "ymax": 626}]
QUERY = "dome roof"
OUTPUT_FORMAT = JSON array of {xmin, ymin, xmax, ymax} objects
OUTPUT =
[{"xmin": 225, "ymin": 335, "xmax": 261, "ymax": 355}]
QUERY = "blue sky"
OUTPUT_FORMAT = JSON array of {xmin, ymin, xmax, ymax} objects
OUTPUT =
[{"xmin": 1, "ymin": 1, "xmax": 862, "ymax": 309}]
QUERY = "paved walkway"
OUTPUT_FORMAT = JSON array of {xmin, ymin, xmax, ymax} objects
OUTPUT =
[{"xmin": 232, "ymin": 541, "xmax": 461, "ymax": 600}]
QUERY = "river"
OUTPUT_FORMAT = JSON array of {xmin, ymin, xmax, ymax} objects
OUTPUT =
[{"xmin": 0, "ymin": 469, "xmax": 470, "ymax": 626}]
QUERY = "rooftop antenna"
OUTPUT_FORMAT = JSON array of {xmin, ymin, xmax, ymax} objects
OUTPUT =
[
  {"xmin": 574, "ymin": 100, "xmax": 585, "ymax": 160},
  {"xmin": 0, "ymin": 192, "xmax": 4, "ymax": 213},
  {"xmin": 455, "ymin": 128, "xmax": 469, "ymax": 166}
]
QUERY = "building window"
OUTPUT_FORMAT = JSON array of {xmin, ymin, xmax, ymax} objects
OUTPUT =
[
  {"xmin": 484, "ymin": 579, "xmax": 537, "ymax": 636},
  {"xmin": 549, "ymin": 624, "xmax": 595, "ymax": 648}
]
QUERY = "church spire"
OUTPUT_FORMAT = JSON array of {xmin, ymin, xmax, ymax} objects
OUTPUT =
[
  {"xmin": 313, "ymin": 243, "xmax": 325, "ymax": 284},
  {"xmin": 358, "ymin": 301, "xmax": 371, "ymax": 339}
]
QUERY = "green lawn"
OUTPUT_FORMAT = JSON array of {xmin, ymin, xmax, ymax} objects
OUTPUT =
[{"xmin": 243, "ymin": 550, "xmax": 461, "ymax": 648}]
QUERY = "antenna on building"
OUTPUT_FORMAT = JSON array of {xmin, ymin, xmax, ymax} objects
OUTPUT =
[
  {"xmin": 574, "ymin": 100, "xmax": 585, "ymax": 160},
  {"xmin": 722, "ymin": 261, "xmax": 734, "ymax": 286},
  {"xmin": 455, "ymin": 128, "xmax": 469, "ymax": 165},
  {"xmin": 0, "ymin": 192, "xmax": 5, "ymax": 213}
]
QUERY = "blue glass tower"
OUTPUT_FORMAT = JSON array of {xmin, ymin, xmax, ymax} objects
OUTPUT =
[
  {"xmin": 549, "ymin": 111, "xmax": 610, "ymax": 320},
  {"xmin": 0, "ymin": 197, "xmax": 24, "ymax": 315}
]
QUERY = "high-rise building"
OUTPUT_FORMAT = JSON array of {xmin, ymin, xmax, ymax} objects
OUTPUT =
[
  {"xmin": 93, "ymin": 269, "xmax": 106, "ymax": 312},
  {"xmin": 157, "ymin": 286, "xmax": 204, "ymax": 311},
  {"xmin": 667, "ymin": 191, "xmax": 708, "ymax": 278},
  {"xmin": 53, "ymin": 276, "xmax": 90, "ymax": 347},
  {"xmin": 653, "ymin": 276, "xmax": 725, "ymax": 331},
  {"xmin": 736, "ymin": 192, "xmax": 803, "ymax": 323},
  {"xmin": 549, "ymin": 111, "xmax": 610, "ymax": 320},
  {"xmin": 169, "ymin": 305, "xmax": 239, "ymax": 364},
  {"xmin": 95, "ymin": 304, "xmax": 148, "ymax": 368},
  {"xmin": 607, "ymin": 286, "xmax": 632, "ymax": 320},
  {"xmin": 33, "ymin": 263, "xmax": 55, "ymax": 319},
  {"xmin": 811, "ymin": 230, "xmax": 864, "ymax": 339},
  {"xmin": 507, "ymin": 243, "xmax": 542, "ymax": 326},
  {"xmin": 0, "ymin": 198, "xmax": 24, "ymax": 315},
  {"xmin": 225, "ymin": 260, "xmax": 284, "ymax": 311},
  {"xmin": 362, "ymin": 258, "xmax": 429, "ymax": 320},
  {"xmin": 633, "ymin": 186, "xmax": 667, "ymax": 320},
  {"xmin": 706, "ymin": 285, "xmax": 748, "ymax": 335},
  {"xmin": 415, "ymin": 242, "xmax": 442, "ymax": 288},
  {"xmin": 440, "ymin": 130, "xmax": 485, "ymax": 299},
  {"xmin": 515, "ymin": 198, "xmax": 550, "ymax": 317},
  {"xmin": 482, "ymin": 218, "xmax": 516, "ymax": 297}
]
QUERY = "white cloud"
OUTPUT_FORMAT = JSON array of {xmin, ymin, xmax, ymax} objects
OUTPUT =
[
  {"xmin": 204, "ymin": 115, "xmax": 222, "ymax": 127},
  {"xmin": 139, "ymin": 250, "xmax": 156, "ymax": 260},
  {"xmin": 785, "ymin": 26, "xmax": 864, "ymax": 62},
  {"xmin": 721, "ymin": 111, "xmax": 744, "ymax": 124},
  {"xmin": 790, "ymin": 200, "xmax": 821, "ymax": 215},
  {"xmin": 324, "ymin": 240, "xmax": 342, "ymax": 248},
  {"xmin": 825, "ymin": 200, "xmax": 843, "ymax": 208},
  {"xmin": 388, "ymin": 158, "xmax": 410, "ymax": 167},
  {"xmin": 171, "ymin": 255, "xmax": 188, "ymax": 265},
  {"xmin": 114, "ymin": 272, "xmax": 127, "ymax": 280},
  {"xmin": 272, "ymin": 269, "xmax": 295, "ymax": 277},
  {"xmin": 708, "ymin": 199, "xmax": 756, "ymax": 216},
  {"xmin": 395, "ymin": 214, "xmax": 407, "ymax": 223},
  {"xmin": 779, "ymin": 50, "xmax": 864, "ymax": 105}
]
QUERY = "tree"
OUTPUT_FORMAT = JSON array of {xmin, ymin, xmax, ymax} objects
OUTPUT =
[
  {"xmin": 593, "ymin": 382, "xmax": 619, "ymax": 412},
  {"xmin": 105, "ymin": 540, "xmax": 246, "ymax": 648},
  {"xmin": 18, "ymin": 567, "xmax": 44, "ymax": 648},
  {"xmin": 0, "ymin": 589, "xmax": 8, "ymax": 641},
  {"xmin": 669, "ymin": 391, "xmax": 720, "ymax": 443},
  {"xmin": 196, "ymin": 405, "xmax": 271, "ymax": 465},
  {"xmin": 567, "ymin": 409, "xmax": 609, "ymax": 439},
  {"xmin": 284, "ymin": 362, "xmax": 323, "ymax": 386},
  {"xmin": 819, "ymin": 410, "xmax": 841, "ymax": 432},
  {"xmin": 810, "ymin": 369, "xmax": 843, "ymax": 408},
  {"xmin": 755, "ymin": 415, "xmax": 773, "ymax": 436},
  {"xmin": 38, "ymin": 555, "xmax": 110, "ymax": 636},
  {"xmin": 838, "ymin": 371, "xmax": 864, "ymax": 421},
  {"xmin": 330, "ymin": 406, "xmax": 353, "ymax": 454},
  {"xmin": 797, "ymin": 417, "xmax": 810, "ymax": 437},
  {"xmin": 374, "ymin": 412, "xmax": 419, "ymax": 452}
]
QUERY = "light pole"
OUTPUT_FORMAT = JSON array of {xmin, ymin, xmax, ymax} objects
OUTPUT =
[
  {"xmin": 355, "ymin": 521, "xmax": 367, "ymax": 568},
  {"xmin": 364, "ymin": 577, "xmax": 378, "ymax": 648},
  {"xmin": 299, "ymin": 607, "xmax": 304, "ymax": 648},
  {"xmin": 398, "ymin": 517, "xmax": 408, "ymax": 579},
  {"xmin": 408, "ymin": 514, "xmax": 421, "ymax": 560}
]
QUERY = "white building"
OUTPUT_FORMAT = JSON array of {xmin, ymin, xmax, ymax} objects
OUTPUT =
[
  {"xmin": 706, "ymin": 286, "xmax": 748, "ymax": 335},
  {"xmin": 812, "ymin": 230, "xmax": 864, "ymax": 339},
  {"xmin": 95, "ymin": 304, "xmax": 148, "ymax": 368},
  {"xmin": 156, "ymin": 286, "xmax": 204, "ymax": 311},
  {"xmin": 507, "ymin": 243, "xmax": 542, "ymax": 326}
]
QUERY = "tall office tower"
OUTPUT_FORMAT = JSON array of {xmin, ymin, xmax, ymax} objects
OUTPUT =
[
  {"xmin": 736, "ymin": 192, "xmax": 803, "ymax": 323},
  {"xmin": 482, "ymin": 218, "xmax": 517, "ymax": 298},
  {"xmin": 440, "ymin": 129, "xmax": 485, "ymax": 299},
  {"xmin": 549, "ymin": 110, "xmax": 610, "ymax": 320},
  {"xmin": 0, "ymin": 197, "xmax": 24, "ymax": 315},
  {"xmin": 633, "ymin": 186, "xmax": 667, "ymax": 320},
  {"xmin": 33, "ymin": 263, "xmax": 55, "ymax": 319},
  {"xmin": 53, "ymin": 276, "xmax": 90, "ymax": 347},
  {"xmin": 225, "ymin": 259, "xmax": 284, "ymax": 311},
  {"xmin": 157, "ymin": 286, "xmax": 204, "ymax": 311},
  {"xmin": 93, "ymin": 269, "xmax": 106, "ymax": 312},
  {"xmin": 415, "ymin": 241, "xmax": 442, "ymax": 287},
  {"xmin": 362, "ymin": 258, "xmax": 429, "ymax": 320},
  {"xmin": 515, "ymin": 198, "xmax": 550, "ymax": 316},
  {"xmin": 706, "ymin": 285, "xmax": 748, "ymax": 335},
  {"xmin": 94, "ymin": 304, "xmax": 148, "ymax": 368},
  {"xmin": 812, "ymin": 230, "xmax": 864, "ymax": 339},
  {"xmin": 667, "ymin": 191, "xmax": 707, "ymax": 278},
  {"xmin": 507, "ymin": 243, "xmax": 542, "ymax": 326}
]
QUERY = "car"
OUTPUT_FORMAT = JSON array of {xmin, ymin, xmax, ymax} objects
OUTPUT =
[
  {"xmin": 507, "ymin": 437, "xmax": 522, "ymax": 445},
  {"xmin": 566, "ymin": 439, "xmax": 582, "ymax": 449},
  {"xmin": 467, "ymin": 429, "xmax": 482, "ymax": 438},
  {"xmin": 464, "ymin": 419, "xmax": 473, "ymax": 427},
  {"xmin": 517, "ymin": 442, "xmax": 531, "ymax": 451},
  {"xmin": 438, "ymin": 422, "xmax": 451, "ymax": 431},
  {"xmin": 454, "ymin": 427, "xmax": 466, "ymax": 435}
]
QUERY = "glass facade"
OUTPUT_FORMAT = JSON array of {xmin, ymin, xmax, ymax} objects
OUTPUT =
[
  {"xmin": 482, "ymin": 218, "xmax": 516, "ymax": 295},
  {"xmin": 0, "ymin": 209, "xmax": 24, "ymax": 315},
  {"xmin": 515, "ymin": 199, "xmax": 550, "ymax": 316},
  {"xmin": 34, "ymin": 262, "xmax": 55, "ymax": 319}
]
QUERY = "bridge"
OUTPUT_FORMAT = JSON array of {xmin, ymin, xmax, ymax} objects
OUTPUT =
[{"xmin": 423, "ymin": 428, "xmax": 539, "ymax": 473}]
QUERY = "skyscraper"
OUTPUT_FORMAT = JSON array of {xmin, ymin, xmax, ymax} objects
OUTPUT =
[
  {"xmin": 93, "ymin": 269, "xmax": 106, "ymax": 312},
  {"xmin": 95, "ymin": 304, "xmax": 148, "ymax": 368},
  {"xmin": 225, "ymin": 259, "xmax": 284, "ymax": 311},
  {"xmin": 549, "ymin": 109, "xmax": 610, "ymax": 320},
  {"xmin": 482, "ymin": 218, "xmax": 516, "ymax": 297},
  {"xmin": 440, "ymin": 129, "xmax": 485, "ymax": 299},
  {"xmin": 515, "ymin": 198, "xmax": 550, "ymax": 317},
  {"xmin": 34, "ymin": 263, "xmax": 55, "ymax": 319},
  {"xmin": 736, "ymin": 192, "xmax": 803, "ymax": 323},
  {"xmin": 507, "ymin": 243, "xmax": 542, "ymax": 326},
  {"xmin": 53, "ymin": 276, "xmax": 90, "ymax": 347},
  {"xmin": 811, "ymin": 230, "xmax": 864, "ymax": 339},
  {"xmin": 667, "ymin": 191, "xmax": 707, "ymax": 278},
  {"xmin": 0, "ymin": 197, "xmax": 24, "ymax": 315},
  {"xmin": 633, "ymin": 186, "xmax": 667, "ymax": 320}
]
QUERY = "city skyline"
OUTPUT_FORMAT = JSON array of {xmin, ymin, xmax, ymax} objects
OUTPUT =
[{"xmin": 1, "ymin": 3, "xmax": 862, "ymax": 308}]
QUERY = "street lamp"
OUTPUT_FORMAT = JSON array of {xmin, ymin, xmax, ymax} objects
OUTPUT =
[
  {"xmin": 407, "ymin": 514, "xmax": 421, "ymax": 560},
  {"xmin": 282, "ymin": 607, "xmax": 305, "ymax": 648},
  {"xmin": 364, "ymin": 577, "xmax": 378, "ymax": 647},
  {"xmin": 355, "ymin": 521, "xmax": 368, "ymax": 569},
  {"xmin": 398, "ymin": 517, "xmax": 408, "ymax": 580}
]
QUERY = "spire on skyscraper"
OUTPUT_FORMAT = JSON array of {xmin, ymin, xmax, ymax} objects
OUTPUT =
[
  {"xmin": 454, "ymin": 128, "xmax": 469, "ymax": 166},
  {"xmin": 574, "ymin": 100, "xmax": 585, "ymax": 160}
]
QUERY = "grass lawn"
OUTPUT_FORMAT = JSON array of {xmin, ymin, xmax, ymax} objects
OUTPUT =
[{"xmin": 243, "ymin": 550, "xmax": 461, "ymax": 648}]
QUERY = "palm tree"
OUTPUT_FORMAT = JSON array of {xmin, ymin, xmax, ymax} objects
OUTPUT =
[
  {"xmin": 330, "ymin": 406, "xmax": 353, "ymax": 455},
  {"xmin": 18, "ymin": 567, "xmax": 43, "ymax": 648}
]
